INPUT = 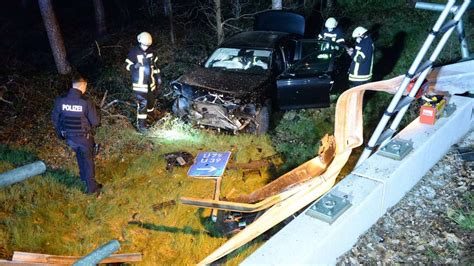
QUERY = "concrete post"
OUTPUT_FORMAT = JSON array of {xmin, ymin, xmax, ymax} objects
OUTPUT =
[
  {"xmin": 0, "ymin": 161, "xmax": 47, "ymax": 187},
  {"xmin": 73, "ymin": 240, "xmax": 120, "ymax": 266}
]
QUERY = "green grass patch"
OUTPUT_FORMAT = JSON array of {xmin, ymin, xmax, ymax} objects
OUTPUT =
[{"xmin": 447, "ymin": 192, "xmax": 474, "ymax": 231}]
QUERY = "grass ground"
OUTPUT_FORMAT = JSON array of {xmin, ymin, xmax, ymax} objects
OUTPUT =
[{"xmin": 1, "ymin": 1, "xmax": 472, "ymax": 264}]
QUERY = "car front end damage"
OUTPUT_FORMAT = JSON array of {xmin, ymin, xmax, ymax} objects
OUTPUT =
[{"xmin": 171, "ymin": 81, "xmax": 269, "ymax": 134}]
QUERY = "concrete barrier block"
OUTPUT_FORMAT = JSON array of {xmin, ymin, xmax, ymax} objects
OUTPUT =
[
  {"xmin": 243, "ymin": 174, "xmax": 384, "ymax": 265},
  {"xmin": 354, "ymin": 95, "xmax": 473, "ymax": 212}
]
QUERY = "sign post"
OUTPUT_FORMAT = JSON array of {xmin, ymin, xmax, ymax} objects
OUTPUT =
[{"xmin": 188, "ymin": 151, "xmax": 231, "ymax": 222}]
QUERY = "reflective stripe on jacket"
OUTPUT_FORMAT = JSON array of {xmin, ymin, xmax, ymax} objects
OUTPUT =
[
  {"xmin": 318, "ymin": 27, "xmax": 345, "ymax": 43},
  {"xmin": 125, "ymin": 46, "xmax": 160, "ymax": 92},
  {"xmin": 349, "ymin": 35, "xmax": 374, "ymax": 82}
]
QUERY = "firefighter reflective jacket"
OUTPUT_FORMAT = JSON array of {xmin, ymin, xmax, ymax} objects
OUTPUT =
[
  {"xmin": 349, "ymin": 35, "xmax": 374, "ymax": 82},
  {"xmin": 125, "ymin": 46, "xmax": 160, "ymax": 93},
  {"xmin": 318, "ymin": 27, "xmax": 345, "ymax": 43},
  {"xmin": 52, "ymin": 88, "xmax": 100, "ymax": 137}
]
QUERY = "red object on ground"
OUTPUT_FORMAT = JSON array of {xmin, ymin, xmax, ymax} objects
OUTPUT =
[
  {"xmin": 419, "ymin": 97, "xmax": 446, "ymax": 125},
  {"xmin": 407, "ymin": 78, "xmax": 430, "ymax": 99}
]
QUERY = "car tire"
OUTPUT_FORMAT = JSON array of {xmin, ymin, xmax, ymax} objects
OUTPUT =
[{"xmin": 253, "ymin": 100, "xmax": 271, "ymax": 135}]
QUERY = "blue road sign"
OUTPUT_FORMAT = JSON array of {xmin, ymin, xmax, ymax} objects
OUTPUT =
[{"xmin": 188, "ymin": 151, "xmax": 231, "ymax": 177}]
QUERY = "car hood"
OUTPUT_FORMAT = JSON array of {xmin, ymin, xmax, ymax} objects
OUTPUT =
[{"xmin": 177, "ymin": 67, "xmax": 271, "ymax": 98}]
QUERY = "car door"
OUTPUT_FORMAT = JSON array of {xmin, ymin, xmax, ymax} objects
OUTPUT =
[{"xmin": 276, "ymin": 39, "xmax": 345, "ymax": 110}]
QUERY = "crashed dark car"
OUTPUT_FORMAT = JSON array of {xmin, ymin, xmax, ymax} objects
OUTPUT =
[{"xmin": 171, "ymin": 11, "xmax": 349, "ymax": 134}]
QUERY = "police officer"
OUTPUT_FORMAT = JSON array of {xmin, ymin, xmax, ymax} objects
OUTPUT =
[
  {"xmin": 125, "ymin": 32, "xmax": 161, "ymax": 133},
  {"xmin": 318, "ymin": 17, "xmax": 345, "ymax": 43},
  {"xmin": 348, "ymin": 26, "xmax": 374, "ymax": 88},
  {"xmin": 52, "ymin": 77, "xmax": 102, "ymax": 195}
]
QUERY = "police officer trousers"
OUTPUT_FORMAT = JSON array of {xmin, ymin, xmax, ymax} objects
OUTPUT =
[
  {"xmin": 135, "ymin": 91, "xmax": 156, "ymax": 128},
  {"xmin": 66, "ymin": 134, "xmax": 99, "ymax": 194}
]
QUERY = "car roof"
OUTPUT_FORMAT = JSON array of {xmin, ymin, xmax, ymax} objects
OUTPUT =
[{"xmin": 220, "ymin": 31, "xmax": 295, "ymax": 49}]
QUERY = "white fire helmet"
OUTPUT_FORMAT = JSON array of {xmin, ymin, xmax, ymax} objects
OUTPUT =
[
  {"xmin": 325, "ymin": 17, "xmax": 338, "ymax": 29},
  {"xmin": 137, "ymin": 32, "xmax": 152, "ymax": 46},
  {"xmin": 352, "ymin": 26, "xmax": 368, "ymax": 38}
]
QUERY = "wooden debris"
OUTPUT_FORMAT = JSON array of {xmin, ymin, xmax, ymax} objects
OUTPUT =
[
  {"xmin": 9, "ymin": 251, "xmax": 142, "ymax": 264},
  {"xmin": 152, "ymin": 200, "xmax": 176, "ymax": 211}
]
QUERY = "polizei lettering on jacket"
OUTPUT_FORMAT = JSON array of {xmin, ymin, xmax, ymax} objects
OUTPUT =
[{"xmin": 62, "ymin": 104, "xmax": 83, "ymax": 112}]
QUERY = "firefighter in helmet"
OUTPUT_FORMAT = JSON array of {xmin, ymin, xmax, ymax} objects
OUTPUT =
[
  {"xmin": 348, "ymin": 26, "xmax": 374, "ymax": 88},
  {"xmin": 318, "ymin": 17, "xmax": 345, "ymax": 43},
  {"xmin": 52, "ymin": 77, "xmax": 102, "ymax": 195},
  {"xmin": 125, "ymin": 32, "xmax": 162, "ymax": 133}
]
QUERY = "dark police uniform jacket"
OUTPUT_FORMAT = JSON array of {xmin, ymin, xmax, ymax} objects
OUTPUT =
[
  {"xmin": 349, "ymin": 35, "xmax": 374, "ymax": 82},
  {"xmin": 51, "ymin": 88, "xmax": 100, "ymax": 137},
  {"xmin": 125, "ymin": 46, "xmax": 160, "ymax": 93},
  {"xmin": 318, "ymin": 27, "xmax": 345, "ymax": 43}
]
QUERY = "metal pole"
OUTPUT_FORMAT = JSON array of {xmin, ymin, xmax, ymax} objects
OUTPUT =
[
  {"xmin": 456, "ymin": 19, "xmax": 470, "ymax": 58},
  {"xmin": 0, "ymin": 161, "xmax": 46, "ymax": 187},
  {"xmin": 355, "ymin": 0, "xmax": 456, "ymax": 167},
  {"xmin": 73, "ymin": 240, "xmax": 120, "ymax": 266},
  {"xmin": 415, "ymin": 1, "xmax": 471, "ymax": 59},
  {"xmin": 387, "ymin": 0, "xmax": 472, "ymax": 133}
]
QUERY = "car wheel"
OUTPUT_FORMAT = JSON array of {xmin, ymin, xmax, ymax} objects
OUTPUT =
[
  {"xmin": 252, "ymin": 100, "xmax": 271, "ymax": 135},
  {"xmin": 171, "ymin": 97, "xmax": 189, "ymax": 118}
]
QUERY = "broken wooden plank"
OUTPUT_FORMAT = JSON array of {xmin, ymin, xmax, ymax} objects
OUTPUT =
[
  {"xmin": 0, "ymin": 260, "xmax": 59, "ymax": 266},
  {"xmin": 152, "ymin": 200, "xmax": 176, "ymax": 211},
  {"xmin": 11, "ymin": 251, "xmax": 142, "ymax": 264}
]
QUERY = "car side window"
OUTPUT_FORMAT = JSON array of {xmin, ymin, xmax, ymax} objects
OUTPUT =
[
  {"xmin": 280, "ymin": 40, "xmax": 297, "ymax": 67},
  {"xmin": 272, "ymin": 50, "xmax": 284, "ymax": 73}
]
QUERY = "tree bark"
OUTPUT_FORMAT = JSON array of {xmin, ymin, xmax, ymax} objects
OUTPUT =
[
  {"xmin": 38, "ymin": 0, "xmax": 71, "ymax": 75},
  {"xmin": 93, "ymin": 0, "xmax": 107, "ymax": 36},
  {"xmin": 215, "ymin": 0, "xmax": 224, "ymax": 44},
  {"xmin": 272, "ymin": 0, "xmax": 282, "ymax": 10},
  {"xmin": 164, "ymin": 0, "xmax": 175, "ymax": 45},
  {"xmin": 326, "ymin": 0, "xmax": 335, "ymax": 9}
]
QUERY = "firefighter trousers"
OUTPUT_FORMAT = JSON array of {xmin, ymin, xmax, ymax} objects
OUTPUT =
[{"xmin": 135, "ymin": 91, "xmax": 156, "ymax": 129}]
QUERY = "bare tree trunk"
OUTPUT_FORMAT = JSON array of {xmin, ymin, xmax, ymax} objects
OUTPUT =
[
  {"xmin": 215, "ymin": 0, "xmax": 224, "ymax": 44},
  {"xmin": 326, "ymin": 0, "xmax": 335, "ymax": 9},
  {"xmin": 164, "ymin": 0, "xmax": 175, "ymax": 45},
  {"xmin": 38, "ymin": 0, "xmax": 71, "ymax": 75},
  {"xmin": 93, "ymin": 0, "xmax": 107, "ymax": 36},
  {"xmin": 272, "ymin": 0, "xmax": 282, "ymax": 10},
  {"xmin": 231, "ymin": 0, "xmax": 241, "ymax": 17}
]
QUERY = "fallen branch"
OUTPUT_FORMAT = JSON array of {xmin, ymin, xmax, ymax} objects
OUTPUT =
[
  {"xmin": 100, "ymin": 90, "xmax": 108, "ymax": 108},
  {"xmin": 103, "ymin": 99, "xmax": 136, "ymax": 110},
  {"xmin": 100, "ymin": 108, "xmax": 129, "ymax": 120},
  {"xmin": 95, "ymin": 40, "xmax": 101, "ymax": 57},
  {"xmin": 0, "ymin": 85, "xmax": 13, "ymax": 105}
]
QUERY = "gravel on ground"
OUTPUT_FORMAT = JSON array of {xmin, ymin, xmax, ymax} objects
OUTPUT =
[{"xmin": 337, "ymin": 129, "xmax": 473, "ymax": 264}]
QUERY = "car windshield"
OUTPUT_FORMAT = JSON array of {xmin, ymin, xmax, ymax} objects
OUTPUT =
[{"xmin": 204, "ymin": 48, "xmax": 272, "ymax": 74}]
